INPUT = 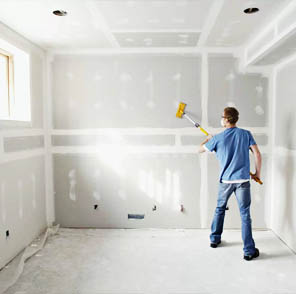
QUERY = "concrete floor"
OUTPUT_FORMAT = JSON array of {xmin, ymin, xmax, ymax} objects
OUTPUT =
[{"xmin": 3, "ymin": 228, "xmax": 296, "ymax": 294}]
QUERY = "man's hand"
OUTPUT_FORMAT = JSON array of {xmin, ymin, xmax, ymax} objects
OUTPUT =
[
  {"xmin": 251, "ymin": 172, "xmax": 261, "ymax": 181},
  {"xmin": 250, "ymin": 172, "xmax": 263, "ymax": 185},
  {"xmin": 198, "ymin": 134, "xmax": 213, "ymax": 153},
  {"xmin": 206, "ymin": 134, "xmax": 213, "ymax": 142}
]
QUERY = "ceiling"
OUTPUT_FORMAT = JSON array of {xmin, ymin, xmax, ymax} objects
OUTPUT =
[{"xmin": 0, "ymin": 0, "xmax": 292, "ymax": 50}]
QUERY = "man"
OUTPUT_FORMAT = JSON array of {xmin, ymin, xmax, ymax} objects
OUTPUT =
[{"xmin": 198, "ymin": 107, "xmax": 262, "ymax": 261}]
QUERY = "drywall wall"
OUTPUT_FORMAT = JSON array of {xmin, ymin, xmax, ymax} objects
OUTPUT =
[
  {"xmin": 0, "ymin": 23, "xmax": 47, "ymax": 270},
  {"xmin": 0, "ymin": 156, "xmax": 46, "ymax": 269},
  {"xmin": 271, "ymin": 61, "xmax": 296, "ymax": 252},
  {"xmin": 208, "ymin": 55, "xmax": 268, "ymax": 128},
  {"xmin": 51, "ymin": 53, "xmax": 270, "ymax": 229},
  {"xmin": 54, "ymin": 153, "xmax": 200, "ymax": 228},
  {"xmin": 52, "ymin": 55, "xmax": 201, "ymax": 129}
]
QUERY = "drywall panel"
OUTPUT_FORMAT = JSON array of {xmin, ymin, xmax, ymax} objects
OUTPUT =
[
  {"xmin": 0, "ymin": 21, "xmax": 46, "ymax": 272},
  {"xmin": 0, "ymin": 0, "xmax": 112, "ymax": 49},
  {"xmin": 96, "ymin": 0, "xmax": 210, "ymax": 31},
  {"xmin": 52, "ymin": 55, "xmax": 201, "ymax": 129},
  {"xmin": 113, "ymin": 32, "xmax": 200, "ymax": 47},
  {"xmin": 4, "ymin": 136, "xmax": 44, "ymax": 152},
  {"xmin": 253, "ymin": 134, "xmax": 268, "ymax": 146},
  {"xmin": 206, "ymin": 0, "xmax": 290, "ymax": 47},
  {"xmin": 275, "ymin": 60, "xmax": 296, "ymax": 149},
  {"xmin": 207, "ymin": 154, "xmax": 268, "ymax": 229},
  {"xmin": 0, "ymin": 156, "xmax": 46, "ymax": 269},
  {"xmin": 208, "ymin": 56, "xmax": 268, "ymax": 127},
  {"xmin": 54, "ymin": 153, "xmax": 201, "ymax": 228},
  {"xmin": 180, "ymin": 135, "xmax": 205, "ymax": 145},
  {"xmin": 52, "ymin": 135, "xmax": 175, "ymax": 146},
  {"xmin": 271, "ymin": 60, "xmax": 296, "ymax": 252},
  {"xmin": 272, "ymin": 153, "xmax": 296, "ymax": 252},
  {"xmin": 30, "ymin": 53, "xmax": 44, "ymax": 128}
]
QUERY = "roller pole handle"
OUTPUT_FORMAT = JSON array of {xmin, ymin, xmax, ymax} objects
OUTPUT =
[
  {"xmin": 199, "ymin": 127, "xmax": 209, "ymax": 136},
  {"xmin": 183, "ymin": 114, "xmax": 209, "ymax": 136}
]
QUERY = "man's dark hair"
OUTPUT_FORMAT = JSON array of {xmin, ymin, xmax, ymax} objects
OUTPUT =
[{"xmin": 224, "ymin": 107, "xmax": 239, "ymax": 124}]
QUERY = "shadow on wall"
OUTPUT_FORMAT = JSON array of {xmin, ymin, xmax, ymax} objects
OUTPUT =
[
  {"xmin": 277, "ymin": 112, "xmax": 295, "ymax": 236},
  {"xmin": 53, "ymin": 153, "xmax": 201, "ymax": 228}
]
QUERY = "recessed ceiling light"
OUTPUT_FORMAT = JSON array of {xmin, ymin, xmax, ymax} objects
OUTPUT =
[
  {"xmin": 243, "ymin": 7, "xmax": 259, "ymax": 14},
  {"xmin": 53, "ymin": 10, "xmax": 68, "ymax": 16}
]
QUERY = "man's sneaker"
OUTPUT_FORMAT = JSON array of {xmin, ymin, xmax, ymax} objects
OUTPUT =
[
  {"xmin": 210, "ymin": 241, "xmax": 221, "ymax": 248},
  {"xmin": 244, "ymin": 248, "xmax": 260, "ymax": 261}
]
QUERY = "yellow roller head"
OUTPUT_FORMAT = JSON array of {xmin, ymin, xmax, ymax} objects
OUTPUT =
[{"xmin": 176, "ymin": 102, "xmax": 186, "ymax": 118}]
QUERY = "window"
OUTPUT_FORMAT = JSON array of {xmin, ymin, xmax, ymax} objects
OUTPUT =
[
  {"xmin": 0, "ymin": 37, "xmax": 31, "ymax": 124},
  {"xmin": 0, "ymin": 48, "xmax": 14, "ymax": 119}
]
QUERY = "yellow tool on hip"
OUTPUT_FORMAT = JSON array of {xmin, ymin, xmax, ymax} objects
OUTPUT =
[{"xmin": 176, "ymin": 102, "xmax": 263, "ymax": 185}]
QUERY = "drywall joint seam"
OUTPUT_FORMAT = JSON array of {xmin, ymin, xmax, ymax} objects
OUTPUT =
[
  {"xmin": 270, "ymin": 69, "xmax": 277, "ymax": 229},
  {"xmin": 265, "ymin": 70, "xmax": 275, "ymax": 228},
  {"xmin": 197, "ymin": 0, "xmax": 225, "ymax": 47},
  {"xmin": 47, "ymin": 47, "xmax": 240, "ymax": 57},
  {"xmin": 51, "ymin": 127, "xmax": 269, "ymax": 136},
  {"xmin": 199, "ymin": 52, "xmax": 209, "ymax": 228},
  {"xmin": 175, "ymin": 134, "xmax": 181, "ymax": 146},
  {"xmin": 201, "ymin": 52, "xmax": 208, "ymax": 127},
  {"xmin": 112, "ymin": 29, "xmax": 202, "ymax": 34},
  {"xmin": 51, "ymin": 145, "xmax": 269, "ymax": 154},
  {"xmin": 85, "ymin": 1, "xmax": 120, "ymax": 48},
  {"xmin": 44, "ymin": 53, "xmax": 55, "ymax": 226},
  {"xmin": 0, "ymin": 225, "xmax": 59, "ymax": 294}
]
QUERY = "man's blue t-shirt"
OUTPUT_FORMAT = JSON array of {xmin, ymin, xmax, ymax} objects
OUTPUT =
[{"xmin": 204, "ymin": 127, "xmax": 256, "ymax": 182}]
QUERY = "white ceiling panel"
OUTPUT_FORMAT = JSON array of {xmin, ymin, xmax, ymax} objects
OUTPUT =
[
  {"xmin": 206, "ymin": 0, "xmax": 293, "ymax": 47},
  {"xmin": 0, "ymin": 0, "xmax": 113, "ymax": 49},
  {"xmin": 0, "ymin": 0, "xmax": 293, "ymax": 52},
  {"xmin": 96, "ymin": 0, "xmax": 210, "ymax": 31}
]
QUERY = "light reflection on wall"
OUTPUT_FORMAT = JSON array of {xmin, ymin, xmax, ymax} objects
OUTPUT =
[{"xmin": 138, "ymin": 167, "xmax": 181, "ymax": 210}]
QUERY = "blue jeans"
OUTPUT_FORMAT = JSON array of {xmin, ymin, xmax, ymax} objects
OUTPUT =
[{"xmin": 210, "ymin": 181, "xmax": 256, "ymax": 256}]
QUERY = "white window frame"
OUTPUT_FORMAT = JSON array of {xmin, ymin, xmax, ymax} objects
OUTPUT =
[
  {"xmin": 0, "ymin": 37, "xmax": 32, "ymax": 127},
  {"xmin": 0, "ymin": 47, "xmax": 14, "ymax": 120}
]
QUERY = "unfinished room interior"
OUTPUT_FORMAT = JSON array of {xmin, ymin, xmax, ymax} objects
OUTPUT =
[{"xmin": 0, "ymin": 0, "xmax": 296, "ymax": 293}]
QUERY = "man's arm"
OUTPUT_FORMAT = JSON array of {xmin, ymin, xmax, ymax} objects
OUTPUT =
[
  {"xmin": 198, "ymin": 135, "xmax": 213, "ymax": 153},
  {"xmin": 250, "ymin": 144, "xmax": 262, "ymax": 180}
]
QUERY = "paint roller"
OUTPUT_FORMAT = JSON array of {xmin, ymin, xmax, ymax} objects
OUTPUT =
[
  {"xmin": 176, "ymin": 102, "xmax": 209, "ymax": 136},
  {"xmin": 176, "ymin": 102, "xmax": 263, "ymax": 185}
]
